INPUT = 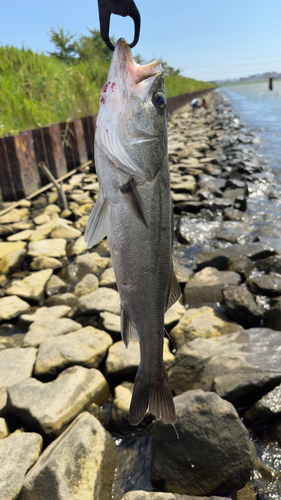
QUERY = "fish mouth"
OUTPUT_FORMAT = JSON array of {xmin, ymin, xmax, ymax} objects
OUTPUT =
[{"xmin": 114, "ymin": 38, "xmax": 162, "ymax": 86}]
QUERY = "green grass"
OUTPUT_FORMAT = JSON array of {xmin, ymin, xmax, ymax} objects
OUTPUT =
[{"xmin": 0, "ymin": 45, "xmax": 215, "ymax": 138}]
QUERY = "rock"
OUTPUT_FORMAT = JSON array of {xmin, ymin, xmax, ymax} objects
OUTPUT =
[
  {"xmin": 0, "ymin": 249, "xmax": 27, "ymax": 276},
  {"xmin": 88, "ymin": 402, "xmax": 106, "ymax": 427},
  {"xmin": 247, "ymin": 275, "xmax": 281, "ymax": 296},
  {"xmin": 50, "ymin": 222, "xmax": 82, "ymax": 240},
  {"xmin": 21, "ymin": 305, "xmax": 71, "ymax": 324},
  {"xmin": 33, "ymin": 213, "xmax": 51, "ymax": 225},
  {"xmin": 0, "ymin": 417, "xmax": 9, "ymax": 439},
  {"xmin": 0, "ymin": 347, "xmax": 37, "ymax": 390},
  {"xmin": 176, "ymin": 219, "xmax": 219, "ymax": 245},
  {"xmin": 184, "ymin": 267, "xmax": 241, "ymax": 307},
  {"xmin": 45, "ymin": 293, "xmax": 78, "ymax": 308},
  {"xmin": 164, "ymin": 301, "xmax": 186, "ymax": 329},
  {"xmin": 74, "ymin": 287, "xmax": 121, "ymax": 317},
  {"xmin": 0, "ymin": 431, "xmax": 42, "ymax": 500},
  {"xmin": 7, "ymin": 229, "xmax": 35, "ymax": 242},
  {"xmin": 151, "ymin": 390, "xmax": 255, "ymax": 496},
  {"xmin": 7, "ymin": 269, "xmax": 53, "ymax": 302},
  {"xmin": 168, "ymin": 328, "xmax": 281, "ymax": 405},
  {"xmin": 30, "ymin": 256, "xmax": 63, "ymax": 271},
  {"xmin": 28, "ymin": 238, "xmax": 66, "ymax": 258},
  {"xmin": 28, "ymin": 220, "xmax": 57, "ymax": 242},
  {"xmin": 196, "ymin": 242, "xmax": 275, "ymax": 271},
  {"xmin": 44, "ymin": 204, "xmax": 61, "ymax": 215},
  {"xmin": 105, "ymin": 338, "xmax": 174, "ymax": 379},
  {"xmin": 34, "ymin": 326, "xmax": 113, "ymax": 377},
  {"xmin": 0, "ymin": 389, "xmax": 7, "ymax": 416},
  {"xmin": 244, "ymin": 383, "xmax": 281, "ymax": 424},
  {"xmin": 19, "ymin": 412, "xmax": 116, "ymax": 500},
  {"xmin": 23, "ymin": 318, "xmax": 82, "ymax": 347},
  {"xmin": 74, "ymin": 273, "xmax": 99, "ymax": 297},
  {"xmin": 264, "ymin": 300, "xmax": 281, "ymax": 330},
  {"xmin": 228, "ymin": 256, "xmax": 254, "ymax": 279},
  {"xmin": 0, "ymin": 208, "xmax": 29, "ymax": 224},
  {"xmin": 223, "ymin": 285, "xmax": 264, "ymax": 328},
  {"xmin": 8, "ymin": 365, "xmax": 110, "ymax": 437},
  {"xmin": 67, "ymin": 235, "xmax": 88, "ymax": 257},
  {"xmin": 94, "ymin": 239, "xmax": 110, "ymax": 256},
  {"xmin": 121, "ymin": 493, "xmax": 229, "ymax": 500},
  {"xmin": 0, "ymin": 296, "xmax": 30, "ymax": 322},
  {"xmin": 45, "ymin": 275, "xmax": 68, "ymax": 296},
  {"xmin": 59, "ymin": 252, "xmax": 109, "ymax": 284},
  {"xmin": 99, "ymin": 267, "xmax": 117, "ymax": 289},
  {"xmin": 257, "ymin": 255, "xmax": 281, "ymax": 274},
  {"xmin": 110, "ymin": 382, "xmax": 153, "ymax": 433},
  {"xmin": 0, "ymin": 241, "xmax": 26, "ymax": 260},
  {"xmin": 99, "ymin": 311, "xmax": 121, "ymax": 336},
  {"xmin": 170, "ymin": 306, "xmax": 242, "ymax": 349}
]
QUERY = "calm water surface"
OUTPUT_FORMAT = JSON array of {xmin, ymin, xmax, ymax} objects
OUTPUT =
[{"xmin": 223, "ymin": 81, "xmax": 281, "ymax": 180}]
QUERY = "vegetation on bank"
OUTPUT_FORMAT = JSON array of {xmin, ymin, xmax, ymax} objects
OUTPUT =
[{"xmin": 0, "ymin": 28, "xmax": 215, "ymax": 137}]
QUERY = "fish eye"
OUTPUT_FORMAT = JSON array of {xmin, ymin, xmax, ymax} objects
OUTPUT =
[{"xmin": 153, "ymin": 92, "xmax": 167, "ymax": 109}]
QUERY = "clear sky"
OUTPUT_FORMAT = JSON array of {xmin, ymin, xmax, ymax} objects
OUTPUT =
[{"xmin": 1, "ymin": 0, "xmax": 281, "ymax": 81}]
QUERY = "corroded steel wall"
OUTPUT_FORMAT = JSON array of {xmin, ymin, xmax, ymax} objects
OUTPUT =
[{"xmin": 0, "ymin": 89, "xmax": 214, "ymax": 201}]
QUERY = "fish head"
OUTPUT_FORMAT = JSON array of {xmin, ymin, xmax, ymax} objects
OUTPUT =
[{"xmin": 97, "ymin": 38, "xmax": 167, "ymax": 181}]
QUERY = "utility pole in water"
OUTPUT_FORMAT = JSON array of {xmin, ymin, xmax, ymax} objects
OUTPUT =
[{"xmin": 269, "ymin": 77, "xmax": 273, "ymax": 90}]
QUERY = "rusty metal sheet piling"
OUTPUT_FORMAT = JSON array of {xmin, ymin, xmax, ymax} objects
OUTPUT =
[{"xmin": 0, "ymin": 137, "xmax": 17, "ymax": 201}]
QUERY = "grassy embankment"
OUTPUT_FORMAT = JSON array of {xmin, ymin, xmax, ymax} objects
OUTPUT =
[{"xmin": 0, "ymin": 46, "xmax": 215, "ymax": 138}]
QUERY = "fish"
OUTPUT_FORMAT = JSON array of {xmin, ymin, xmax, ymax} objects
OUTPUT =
[{"xmin": 84, "ymin": 38, "xmax": 181, "ymax": 425}]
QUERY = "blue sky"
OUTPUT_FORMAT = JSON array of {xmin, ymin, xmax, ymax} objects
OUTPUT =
[{"xmin": 1, "ymin": 0, "xmax": 281, "ymax": 81}]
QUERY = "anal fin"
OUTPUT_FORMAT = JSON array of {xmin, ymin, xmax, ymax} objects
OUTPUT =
[
  {"xmin": 166, "ymin": 270, "xmax": 181, "ymax": 311},
  {"xmin": 119, "ymin": 178, "xmax": 149, "ymax": 228},
  {"xmin": 121, "ymin": 307, "xmax": 139, "ymax": 348},
  {"xmin": 84, "ymin": 192, "xmax": 108, "ymax": 249}
]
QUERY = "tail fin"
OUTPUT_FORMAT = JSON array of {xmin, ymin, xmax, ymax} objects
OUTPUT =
[{"xmin": 129, "ymin": 364, "xmax": 176, "ymax": 426}]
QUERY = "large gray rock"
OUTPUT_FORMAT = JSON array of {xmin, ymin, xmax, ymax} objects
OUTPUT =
[
  {"xmin": 0, "ymin": 296, "xmax": 30, "ymax": 322},
  {"xmin": 247, "ymin": 274, "xmax": 281, "ymax": 296},
  {"xmin": 244, "ymin": 383, "xmax": 281, "ymax": 424},
  {"xmin": 74, "ymin": 287, "xmax": 121, "ymax": 317},
  {"xmin": 105, "ymin": 338, "xmax": 174, "ymax": 378},
  {"xmin": 7, "ymin": 269, "xmax": 53, "ymax": 302},
  {"xmin": 23, "ymin": 318, "xmax": 82, "ymax": 347},
  {"xmin": 34, "ymin": 326, "xmax": 113, "ymax": 376},
  {"xmin": 0, "ymin": 431, "xmax": 43, "ymax": 500},
  {"xmin": 170, "ymin": 306, "xmax": 242, "ymax": 349},
  {"xmin": 151, "ymin": 390, "xmax": 255, "ymax": 496},
  {"xmin": 19, "ymin": 412, "xmax": 116, "ymax": 500},
  {"xmin": 168, "ymin": 328, "xmax": 281, "ymax": 406},
  {"xmin": 222, "ymin": 285, "xmax": 264, "ymax": 328},
  {"xmin": 184, "ymin": 267, "xmax": 241, "ymax": 307},
  {"xmin": 196, "ymin": 242, "xmax": 275, "ymax": 271},
  {"xmin": 264, "ymin": 300, "xmax": 281, "ymax": 330},
  {"xmin": 0, "ymin": 347, "xmax": 37, "ymax": 390},
  {"xmin": 8, "ymin": 366, "xmax": 110, "ymax": 437},
  {"xmin": 121, "ymin": 493, "xmax": 229, "ymax": 500}
]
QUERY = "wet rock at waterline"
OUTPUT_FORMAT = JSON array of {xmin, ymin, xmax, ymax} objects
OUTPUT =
[
  {"xmin": 151, "ymin": 390, "xmax": 255, "ymax": 496},
  {"xmin": 18, "ymin": 412, "xmax": 116, "ymax": 500},
  {"xmin": 7, "ymin": 366, "xmax": 110, "ymax": 437},
  {"xmin": 244, "ymin": 383, "xmax": 281, "ymax": 424},
  {"xmin": 222, "ymin": 285, "xmax": 264, "ymax": 328},
  {"xmin": 168, "ymin": 328, "xmax": 281, "ymax": 405},
  {"xmin": 183, "ymin": 267, "xmax": 241, "ymax": 307},
  {"xmin": 0, "ymin": 431, "xmax": 43, "ymax": 500}
]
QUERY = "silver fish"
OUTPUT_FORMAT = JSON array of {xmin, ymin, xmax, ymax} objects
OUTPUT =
[{"xmin": 84, "ymin": 38, "xmax": 180, "ymax": 425}]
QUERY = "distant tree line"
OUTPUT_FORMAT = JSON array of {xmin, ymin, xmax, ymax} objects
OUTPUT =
[{"xmin": 48, "ymin": 26, "xmax": 181, "ymax": 75}]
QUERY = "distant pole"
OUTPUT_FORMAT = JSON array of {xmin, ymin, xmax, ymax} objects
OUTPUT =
[{"xmin": 269, "ymin": 77, "xmax": 273, "ymax": 90}]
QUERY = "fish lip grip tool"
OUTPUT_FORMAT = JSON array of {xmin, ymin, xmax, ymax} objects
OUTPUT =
[{"xmin": 98, "ymin": 0, "xmax": 141, "ymax": 51}]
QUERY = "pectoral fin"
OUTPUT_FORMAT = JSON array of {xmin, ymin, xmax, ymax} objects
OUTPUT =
[
  {"xmin": 121, "ymin": 307, "xmax": 139, "ymax": 348},
  {"xmin": 119, "ymin": 178, "xmax": 149, "ymax": 228},
  {"xmin": 84, "ymin": 192, "xmax": 108, "ymax": 248},
  {"xmin": 165, "ymin": 270, "xmax": 181, "ymax": 311}
]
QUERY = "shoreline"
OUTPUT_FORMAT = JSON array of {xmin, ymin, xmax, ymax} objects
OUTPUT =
[{"xmin": 0, "ymin": 89, "xmax": 280, "ymax": 499}]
